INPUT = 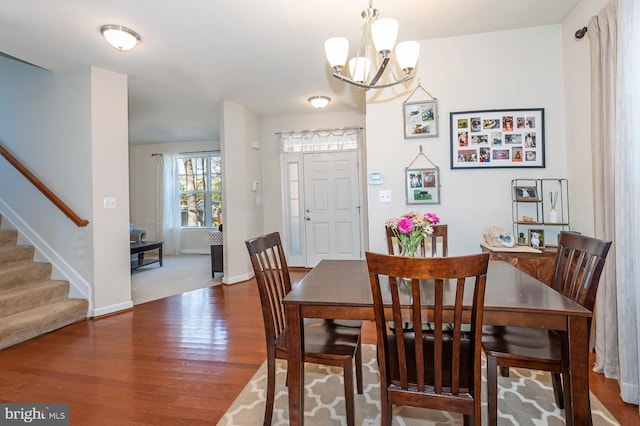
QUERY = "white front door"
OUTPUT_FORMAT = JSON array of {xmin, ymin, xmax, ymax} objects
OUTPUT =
[{"xmin": 303, "ymin": 151, "xmax": 362, "ymax": 267}]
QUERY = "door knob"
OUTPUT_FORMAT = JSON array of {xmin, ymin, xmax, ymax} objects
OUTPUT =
[
  {"xmin": 306, "ymin": 217, "xmax": 311, "ymax": 221},
  {"xmin": 306, "ymin": 208, "xmax": 311, "ymax": 213}
]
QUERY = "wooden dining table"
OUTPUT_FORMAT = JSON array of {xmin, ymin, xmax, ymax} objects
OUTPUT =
[{"xmin": 283, "ymin": 259, "xmax": 593, "ymax": 426}]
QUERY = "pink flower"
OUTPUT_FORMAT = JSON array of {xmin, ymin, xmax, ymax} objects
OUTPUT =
[
  {"xmin": 425, "ymin": 213, "xmax": 440, "ymax": 225},
  {"xmin": 397, "ymin": 218, "xmax": 414, "ymax": 234}
]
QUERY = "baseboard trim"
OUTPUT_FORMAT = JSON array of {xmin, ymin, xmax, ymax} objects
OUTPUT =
[
  {"xmin": 222, "ymin": 271, "xmax": 254, "ymax": 285},
  {"xmin": 91, "ymin": 300, "xmax": 134, "ymax": 318}
]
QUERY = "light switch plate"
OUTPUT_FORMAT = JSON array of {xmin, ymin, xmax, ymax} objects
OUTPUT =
[
  {"xmin": 379, "ymin": 190, "xmax": 391, "ymax": 203},
  {"xmin": 103, "ymin": 197, "xmax": 117, "ymax": 208}
]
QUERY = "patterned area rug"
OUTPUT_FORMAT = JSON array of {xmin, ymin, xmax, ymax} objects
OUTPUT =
[{"xmin": 218, "ymin": 344, "xmax": 619, "ymax": 425}]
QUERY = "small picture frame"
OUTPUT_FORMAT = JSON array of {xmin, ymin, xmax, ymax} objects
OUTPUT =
[
  {"xmin": 514, "ymin": 186, "xmax": 539, "ymax": 201},
  {"xmin": 528, "ymin": 229, "xmax": 545, "ymax": 248},
  {"xmin": 403, "ymin": 100, "xmax": 439, "ymax": 139},
  {"xmin": 405, "ymin": 167, "xmax": 440, "ymax": 204}
]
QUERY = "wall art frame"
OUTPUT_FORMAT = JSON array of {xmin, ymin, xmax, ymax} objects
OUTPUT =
[
  {"xmin": 450, "ymin": 108, "xmax": 545, "ymax": 169},
  {"xmin": 405, "ymin": 167, "xmax": 440, "ymax": 204},
  {"xmin": 403, "ymin": 100, "xmax": 439, "ymax": 139}
]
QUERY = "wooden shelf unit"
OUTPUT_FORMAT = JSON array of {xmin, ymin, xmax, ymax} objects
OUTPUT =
[{"xmin": 512, "ymin": 178, "xmax": 569, "ymax": 247}]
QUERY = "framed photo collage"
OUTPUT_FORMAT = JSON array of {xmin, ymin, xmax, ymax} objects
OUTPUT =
[{"xmin": 449, "ymin": 108, "xmax": 545, "ymax": 169}]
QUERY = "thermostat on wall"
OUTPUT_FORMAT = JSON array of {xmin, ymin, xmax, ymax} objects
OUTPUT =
[{"xmin": 369, "ymin": 172, "xmax": 383, "ymax": 185}]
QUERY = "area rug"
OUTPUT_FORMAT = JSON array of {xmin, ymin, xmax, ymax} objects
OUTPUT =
[
  {"xmin": 131, "ymin": 254, "xmax": 222, "ymax": 304},
  {"xmin": 218, "ymin": 344, "xmax": 619, "ymax": 425}
]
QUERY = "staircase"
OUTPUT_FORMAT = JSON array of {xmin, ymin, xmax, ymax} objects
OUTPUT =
[{"xmin": 0, "ymin": 219, "xmax": 88, "ymax": 350}]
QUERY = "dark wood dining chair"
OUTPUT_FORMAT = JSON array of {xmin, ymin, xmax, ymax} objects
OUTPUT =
[
  {"xmin": 482, "ymin": 231, "xmax": 612, "ymax": 425},
  {"xmin": 386, "ymin": 224, "xmax": 448, "ymax": 257},
  {"xmin": 245, "ymin": 232, "xmax": 363, "ymax": 426},
  {"xmin": 366, "ymin": 251, "xmax": 490, "ymax": 426},
  {"xmin": 386, "ymin": 224, "xmax": 449, "ymax": 332}
]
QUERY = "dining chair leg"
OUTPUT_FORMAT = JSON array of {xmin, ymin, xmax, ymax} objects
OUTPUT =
[
  {"xmin": 463, "ymin": 413, "xmax": 479, "ymax": 426},
  {"xmin": 342, "ymin": 359, "xmax": 355, "ymax": 426},
  {"xmin": 380, "ymin": 397, "xmax": 392, "ymax": 426},
  {"xmin": 551, "ymin": 372, "xmax": 564, "ymax": 409},
  {"xmin": 486, "ymin": 354, "xmax": 499, "ymax": 426},
  {"xmin": 355, "ymin": 339, "xmax": 363, "ymax": 394},
  {"xmin": 264, "ymin": 356, "xmax": 276, "ymax": 426}
]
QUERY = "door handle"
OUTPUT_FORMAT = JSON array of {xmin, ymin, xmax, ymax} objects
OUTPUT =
[{"xmin": 306, "ymin": 216, "xmax": 311, "ymax": 221}]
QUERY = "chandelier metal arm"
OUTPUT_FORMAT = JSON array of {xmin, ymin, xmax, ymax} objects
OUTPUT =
[
  {"xmin": 331, "ymin": 72, "xmax": 415, "ymax": 90},
  {"xmin": 368, "ymin": 56, "xmax": 390, "ymax": 87}
]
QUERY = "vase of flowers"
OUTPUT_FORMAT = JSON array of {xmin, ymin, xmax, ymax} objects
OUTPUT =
[{"xmin": 386, "ymin": 211, "xmax": 440, "ymax": 257}]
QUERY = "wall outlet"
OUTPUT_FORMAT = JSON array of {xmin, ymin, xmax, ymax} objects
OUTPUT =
[{"xmin": 379, "ymin": 190, "xmax": 391, "ymax": 203}]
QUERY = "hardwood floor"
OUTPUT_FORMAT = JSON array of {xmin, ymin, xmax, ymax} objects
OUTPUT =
[{"xmin": 0, "ymin": 270, "xmax": 637, "ymax": 425}]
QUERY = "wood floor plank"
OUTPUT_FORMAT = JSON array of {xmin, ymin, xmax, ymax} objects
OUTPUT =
[{"xmin": 0, "ymin": 270, "xmax": 636, "ymax": 424}]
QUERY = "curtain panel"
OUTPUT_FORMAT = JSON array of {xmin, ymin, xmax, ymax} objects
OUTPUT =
[{"xmin": 589, "ymin": 0, "xmax": 640, "ymax": 407}]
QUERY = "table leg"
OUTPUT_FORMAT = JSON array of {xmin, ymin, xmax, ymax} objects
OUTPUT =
[
  {"xmin": 565, "ymin": 316, "xmax": 591, "ymax": 426},
  {"xmin": 285, "ymin": 304, "xmax": 304, "ymax": 425},
  {"xmin": 158, "ymin": 245, "xmax": 163, "ymax": 267}
]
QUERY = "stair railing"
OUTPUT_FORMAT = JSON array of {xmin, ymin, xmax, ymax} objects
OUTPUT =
[{"xmin": 0, "ymin": 143, "xmax": 89, "ymax": 227}]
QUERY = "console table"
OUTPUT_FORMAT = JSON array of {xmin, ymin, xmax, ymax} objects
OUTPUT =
[
  {"xmin": 480, "ymin": 243, "xmax": 556, "ymax": 286},
  {"xmin": 130, "ymin": 241, "xmax": 163, "ymax": 269},
  {"xmin": 209, "ymin": 232, "xmax": 223, "ymax": 277}
]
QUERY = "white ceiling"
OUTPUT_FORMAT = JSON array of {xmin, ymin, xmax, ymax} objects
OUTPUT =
[{"xmin": 0, "ymin": 0, "xmax": 580, "ymax": 144}]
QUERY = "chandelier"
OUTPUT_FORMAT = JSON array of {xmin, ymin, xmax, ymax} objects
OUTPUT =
[{"xmin": 324, "ymin": 0, "xmax": 419, "ymax": 91}]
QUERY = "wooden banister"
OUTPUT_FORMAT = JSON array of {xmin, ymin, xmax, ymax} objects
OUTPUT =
[{"xmin": 0, "ymin": 144, "xmax": 89, "ymax": 227}]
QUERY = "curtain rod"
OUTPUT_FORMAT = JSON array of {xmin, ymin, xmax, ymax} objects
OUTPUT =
[
  {"xmin": 575, "ymin": 26, "xmax": 588, "ymax": 39},
  {"xmin": 151, "ymin": 150, "xmax": 220, "ymax": 156},
  {"xmin": 275, "ymin": 126, "xmax": 363, "ymax": 135}
]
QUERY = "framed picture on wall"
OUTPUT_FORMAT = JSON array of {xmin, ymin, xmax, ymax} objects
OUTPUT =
[
  {"xmin": 403, "ymin": 100, "xmax": 439, "ymax": 139},
  {"xmin": 405, "ymin": 167, "xmax": 440, "ymax": 204},
  {"xmin": 449, "ymin": 108, "xmax": 545, "ymax": 169}
]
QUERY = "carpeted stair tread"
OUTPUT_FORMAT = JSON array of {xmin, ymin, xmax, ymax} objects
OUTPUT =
[
  {"xmin": 0, "ymin": 261, "xmax": 51, "ymax": 290},
  {"xmin": 0, "ymin": 280, "xmax": 70, "ymax": 317},
  {"xmin": 0, "ymin": 298, "xmax": 88, "ymax": 350},
  {"xmin": 0, "ymin": 245, "xmax": 35, "ymax": 266},
  {"xmin": 0, "ymin": 217, "xmax": 89, "ymax": 350},
  {"xmin": 0, "ymin": 229, "xmax": 18, "ymax": 246}
]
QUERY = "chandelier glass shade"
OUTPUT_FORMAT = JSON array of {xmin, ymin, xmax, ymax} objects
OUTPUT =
[
  {"xmin": 100, "ymin": 25, "xmax": 141, "ymax": 51},
  {"xmin": 324, "ymin": 1, "xmax": 419, "ymax": 90}
]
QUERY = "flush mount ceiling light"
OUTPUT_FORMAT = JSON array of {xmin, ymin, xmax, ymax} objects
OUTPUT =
[
  {"xmin": 100, "ymin": 25, "xmax": 141, "ymax": 51},
  {"xmin": 308, "ymin": 96, "xmax": 331, "ymax": 109},
  {"xmin": 324, "ymin": 0, "xmax": 419, "ymax": 91}
]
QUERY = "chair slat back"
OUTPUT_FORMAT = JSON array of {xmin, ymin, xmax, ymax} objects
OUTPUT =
[
  {"xmin": 366, "ymin": 252, "xmax": 489, "ymax": 398},
  {"xmin": 553, "ymin": 231, "xmax": 612, "ymax": 311},
  {"xmin": 246, "ymin": 232, "xmax": 291, "ymax": 345},
  {"xmin": 385, "ymin": 224, "xmax": 448, "ymax": 257}
]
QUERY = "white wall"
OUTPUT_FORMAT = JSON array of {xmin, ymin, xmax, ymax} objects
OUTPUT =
[
  {"xmin": 366, "ymin": 25, "xmax": 567, "ymax": 256},
  {"xmin": 0, "ymin": 58, "xmax": 94, "ymax": 279},
  {"xmin": 129, "ymin": 139, "xmax": 219, "ymax": 252},
  {"xmin": 90, "ymin": 67, "xmax": 132, "ymax": 314},
  {"xmin": 220, "ymin": 100, "xmax": 262, "ymax": 283},
  {"xmin": 562, "ymin": 0, "xmax": 607, "ymax": 235}
]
